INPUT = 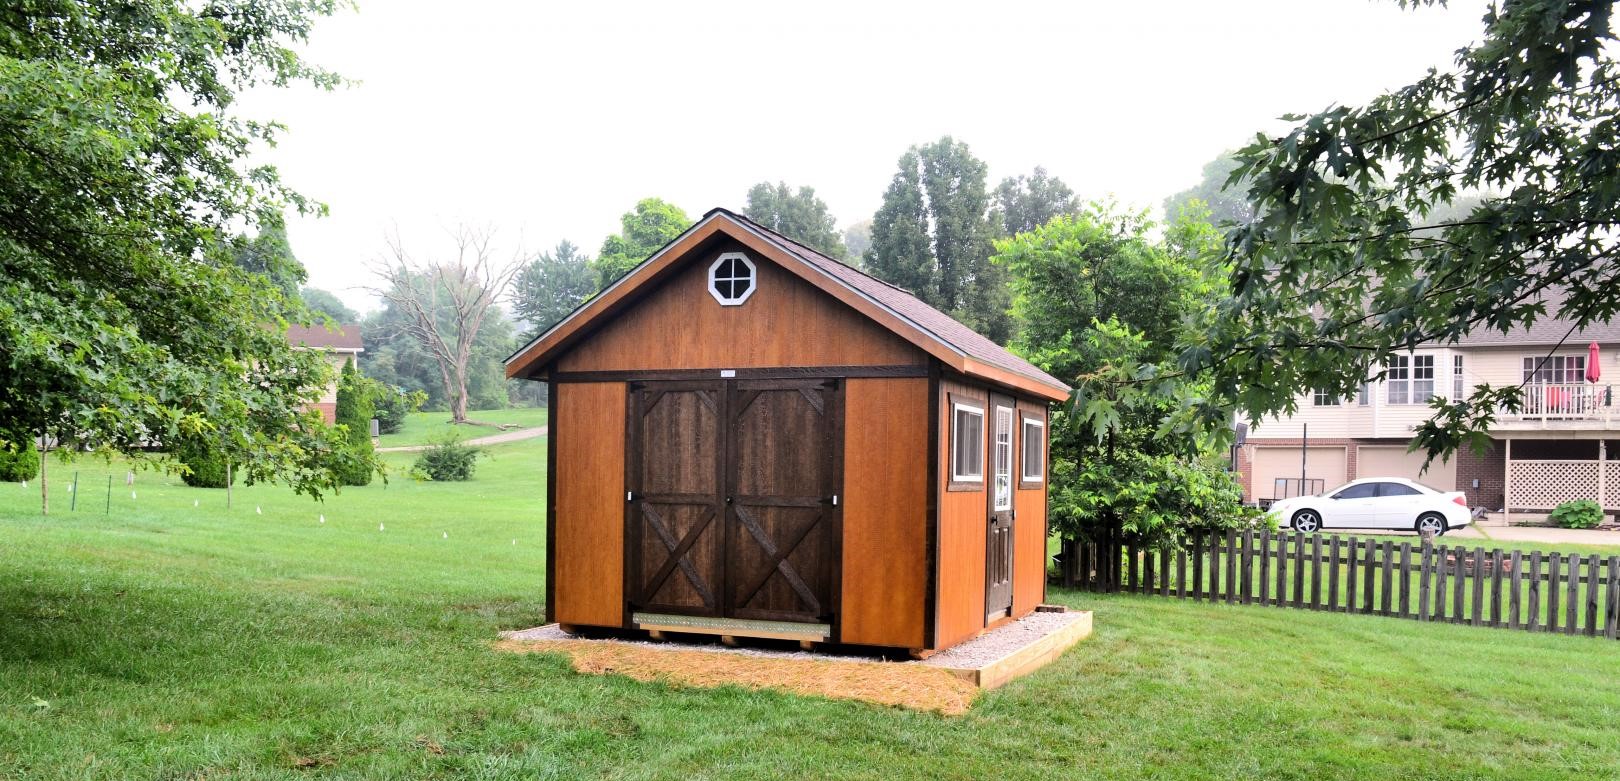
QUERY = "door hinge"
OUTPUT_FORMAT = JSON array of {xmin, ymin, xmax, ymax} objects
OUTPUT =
[
  {"xmin": 626, "ymin": 491, "xmax": 634, "ymax": 502},
  {"xmin": 830, "ymin": 494, "xmax": 839, "ymax": 507}
]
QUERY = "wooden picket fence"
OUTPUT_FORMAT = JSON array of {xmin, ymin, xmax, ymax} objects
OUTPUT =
[{"xmin": 1054, "ymin": 528, "xmax": 1620, "ymax": 640}]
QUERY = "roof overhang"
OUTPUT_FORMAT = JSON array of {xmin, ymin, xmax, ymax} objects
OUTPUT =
[{"xmin": 504, "ymin": 211, "xmax": 1069, "ymax": 402}]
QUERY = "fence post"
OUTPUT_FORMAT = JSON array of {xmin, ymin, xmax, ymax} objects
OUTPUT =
[
  {"xmin": 1176, "ymin": 544, "xmax": 1186, "ymax": 599},
  {"xmin": 1379, "ymin": 540, "xmax": 1394, "ymax": 617},
  {"xmin": 1258, "ymin": 530, "xmax": 1272, "ymax": 606},
  {"xmin": 1329, "ymin": 535, "xmax": 1342, "ymax": 611},
  {"xmin": 1509, "ymin": 550, "xmax": 1523, "ymax": 630},
  {"xmin": 1586, "ymin": 553, "xmax": 1601, "ymax": 636},
  {"xmin": 1310, "ymin": 535, "xmax": 1323, "ymax": 610},
  {"xmin": 1527, "ymin": 551, "xmax": 1542, "ymax": 631},
  {"xmin": 1419, "ymin": 540, "xmax": 1433, "ymax": 621},
  {"xmin": 1346, "ymin": 535, "xmax": 1359, "ymax": 614},
  {"xmin": 1240, "ymin": 530, "xmax": 1254, "ymax": 605},
  {"xmin": 1565, "ymin": 554, "xmax": 1581, "ymax": 636},
  {"xmin": 1225, "ymin": 530, "xmax": 1239, "ymax": 605},
  {"xmin": 1490, "ymin": 549, "xmax": 1505, "ymax": 628},
  {"xmin": 1398, "ymin": 542, "xmax": 1412, "ymax": 618},
  {"xmin": 1606, "ymin": 555, "xmax": 1619, "ymax": 641},
  {"xmin": 1470, "ymin": 545, "xmax": 1486, "ymax": 627},
  {"xmin": 1191, "ymin": 533, "xmax": 1204, "ymax": 601},
  {"xmin": 1547, "ymin": 552, "xmax": 1562, "ymax": 632},
  {"xmin": 1363, "ymin": 539, "xmax": 1378, "ymax": 615}
]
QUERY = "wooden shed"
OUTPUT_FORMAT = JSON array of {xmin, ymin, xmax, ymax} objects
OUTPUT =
[{"xmin": 505, "ymin": 208, "xmax": 1069, "ymax": 654}]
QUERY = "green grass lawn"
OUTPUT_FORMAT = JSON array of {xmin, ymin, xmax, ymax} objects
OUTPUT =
[
  {"xmin": 4, "ymin": 441, "xmax": 1620, "ymax": 779},
  {"xmin": 375, "ymin": 407, "xmax": 548, "ymax": 449}
]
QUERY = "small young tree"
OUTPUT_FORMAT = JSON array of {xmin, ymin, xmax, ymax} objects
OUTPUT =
[{"xmin": 333, "ymin": 359, "xmax": 376, "ymax": 486}]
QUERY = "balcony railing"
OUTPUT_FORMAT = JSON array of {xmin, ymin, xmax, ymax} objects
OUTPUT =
[{"xmin": 1503, "ymin": 382, "xmax": 1614, "ymax": 422}]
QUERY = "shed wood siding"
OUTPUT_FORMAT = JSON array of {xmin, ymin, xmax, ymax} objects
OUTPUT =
[
  {"xmin": 553, "ymin": 382, "xmax": 626, "ymax": 627},
  {"xmin": 839, "ymin": 378, "xmax": 929, "ymax": 648},
  {"xmin": 556, "ymin": 242, "xmax": 924, "ymax": 373},
  {"xmin": 1013, "ymin": 401, "xmax": 1048, "ymax": 616},
  {"xmin": 1357, "ymin": 444, "xmax": 1458, "ymax": 490},
  {"xmin": 936, "ymin": 377, "xmax": 988, "ymax": 650},
  {"xmin": 1249, "ymin": 446, "xmax": 1348, "ymax": 500}
]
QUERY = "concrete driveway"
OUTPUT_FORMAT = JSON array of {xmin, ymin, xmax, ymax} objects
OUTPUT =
[{"xmin": 1448, "ymin": 523, "xmax": 1620, "ymax": 547}]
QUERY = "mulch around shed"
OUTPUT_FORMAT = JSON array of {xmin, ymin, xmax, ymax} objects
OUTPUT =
[{"xmin": 494, "ymin": 610, "xmax": 1090, "ymax": 715}]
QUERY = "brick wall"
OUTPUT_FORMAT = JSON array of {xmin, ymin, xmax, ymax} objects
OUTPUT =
[
  {"xmin": 1453, "ymin": 438, "xmax": 1505, "ymax": 509},
  {"xmin": 312, "ymin": 402, "xmax": 337, "ymax": 424}
]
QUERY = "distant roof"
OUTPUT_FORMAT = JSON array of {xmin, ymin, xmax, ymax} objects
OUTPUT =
[
  {"xmin": 504, "ymin": 208, "xmax": 1070, "ymax": 400},
  {"xmin": 1452, "ymin": 316, "xmax": 1620, "ymax": 347},
  {"xmin": 287, "ymin": 323, "xmax": 363, "ymax": 352}
]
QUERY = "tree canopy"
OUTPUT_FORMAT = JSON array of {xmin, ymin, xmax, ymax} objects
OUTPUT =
[
  {"xmin": 301, "ymin": 288, "xmax": 358, "ymax": 322},
  {"xmin": 0, "ymin": 0, "xmax": 364, "ymax": 501},
  {"xmin": 866, "ymin": 137, "xmax": 1012, "ymax": 343},
  {"xmin": 743, "ymin": 182, "xmax": 847, "ymax": 259},
  {"xmin": 512, "ymin": 239, "xmax": 594, "ymax": 334},
  {"xmin": 1179, "ymin": 0, "xmax": 1620, "ymax": 462},
  {"xmin": 590, "ymin": 198, "xmax": 693, "ymax": 289},
  {"xmin": 992, "ymin": 167, "xmax": 1080, "ymax": 235}
]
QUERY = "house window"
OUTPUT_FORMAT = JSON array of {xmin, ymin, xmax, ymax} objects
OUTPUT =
[
  {"xmin": 993, "ymin": 406, "xmax": 1013, "ymax": 511},
  {"xmin": 1523, "ymin": 355, "xmax": 1586, "ymax": 384},
  {"xmin": 950, "ymin": 401, "xmax": 984, "ymax": 485},
  {"xmin": 707, "ymin": 252, "xmax": 757, "ymax": 306},
  {"xmin": 1313, "ymin": 389, "xmax": 1340, "ymax": 406},
  {"xmin": 1453, "ymin": 355, "xmax": 1465, "ymax": 400},
  {"xmin": 1021, "ymin": 416, "xmax": 1045, "ymax": 486},
  {"xmin": 1387, "ymin": 355, "xmax": 1435, "ymax": 404},
  {"xmin": 1358, "ymin": 382, "xmax": 1370, "ymax": 406}
]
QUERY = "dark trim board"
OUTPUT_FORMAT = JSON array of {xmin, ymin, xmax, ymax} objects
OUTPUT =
[
  {"xmin": 544, "ymin": 378, "xmax": 558, "ymax": 625},
  {"xmin": 924, "ymin": 359, "xmax": 941, "ymax": 651},
  {"xmin": 553, "ymin": 365, "xmax": 928, "ymax": 383}
]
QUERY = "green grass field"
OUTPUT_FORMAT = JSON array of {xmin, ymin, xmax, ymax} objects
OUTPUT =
[
  {"xmin": 4, "ymin": 439, "xmax": 1620, "ymax": 779},
  {"xmin": 375, "ymin": 407, "xmax": 548, "ymax": 449}
]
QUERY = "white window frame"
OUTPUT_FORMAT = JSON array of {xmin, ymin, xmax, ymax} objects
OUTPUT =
[
  {"xmin": 1453, "ymin": 354, "xmax": 1465, "ymax": 400},
  {"xmin": 1020, "ymin": 417, "xmax": 1045, "ymax": 483},
  {"xmin": 1523, "ymin": 355, "xmax": 1586, "ymax": 384},
  {"xmin": 950, "ymin": 401, "xmax": 985, "ymax": 484},
  {"xmin": 993, "ymin": 406, "xmax": 1014, "ymax": 511},
  {"xmin": 707, "ymin": 252, "xmax": 757, "ymax": 306},
  {"xmin": 1312, "ymin": 389, "xmax": 1340, "ymax": 406},
  {"xmin": 1387, "ymin": 354, "xmax": 1436, "ymax": 404}
]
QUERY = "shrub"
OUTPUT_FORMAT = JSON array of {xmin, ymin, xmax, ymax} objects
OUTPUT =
[
  {"xmin": 333, "ymin": 359, "xmax": 375, "ymax": 486},
  {"xmin": 0, "ymin": 435, "xmax": 40, "ymax": 482},
  {"xmin": 1550, "ymin": 499, "xmax": 1605, "ymax": 529},
  {"xmin": 372, "ymin": 386, "xmax": 426, "ymax": 435},
  {"xmin": 174, "ymin": 436, "xmax": 235, "ymax": 488},
  {"xmin": 412, "ymin": 434, "xmax": 481, "ymax": 482}
]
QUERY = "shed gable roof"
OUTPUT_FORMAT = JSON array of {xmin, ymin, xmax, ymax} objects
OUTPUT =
[
  {"xmin": 504, "ymin": 208, "xmax": 1070, "ymax": 401},
  {"xmin": 287, "ymin": 323, "xmax": 362, "ymax": 352}
]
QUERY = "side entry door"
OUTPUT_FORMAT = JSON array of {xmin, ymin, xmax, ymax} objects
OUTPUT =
[
  {"xmin": 985, "ymin": 393, "xmax": 1015, "ymax": 622},
  {"xmin": 626, "ymin": 381, "xmax": 726, "ymax": 618}
]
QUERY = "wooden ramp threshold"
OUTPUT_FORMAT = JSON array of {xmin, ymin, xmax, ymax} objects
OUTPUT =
[
  {"xmin": 934, "ymin": 610, "xmax": 1094, "ymax": 690},
  {"xmin": 632, "ymin": 612, "xmax": 831, "ymax": 643}
]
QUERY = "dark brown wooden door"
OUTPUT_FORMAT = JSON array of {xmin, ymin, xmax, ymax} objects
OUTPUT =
[
  {"xmin": 626, "ymin": 378, "xmax": 842, "ymax": 626},
  {"xmin": 627, "ymin": 382, "xmax": 726, "ymax": 617},
  {"xmin": 986, "ymin": 393, "xmax": 1015, "ymax": 621},
  {"xmin": 727, "ymin": 379, "xmax": 842, "ymax": 624}
]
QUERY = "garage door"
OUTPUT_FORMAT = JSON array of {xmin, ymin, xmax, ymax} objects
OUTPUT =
[
  {"xmin": 1357, "ymin": 445, "xmax": 1457, "ymax": 492},
  {"xmin": 1249, "ymin": 446, "xmax": 1347, "ymax": 500}
]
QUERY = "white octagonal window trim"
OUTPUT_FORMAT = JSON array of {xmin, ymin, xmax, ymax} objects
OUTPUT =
[{"xmin": 707, "ymin": 252, "xmax": 757, "ymax": 306}]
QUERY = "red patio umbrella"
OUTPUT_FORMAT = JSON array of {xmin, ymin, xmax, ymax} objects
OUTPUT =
[{"xmin": 1588, "ymin": 342, "xmax": 1602, "ymax": 383}]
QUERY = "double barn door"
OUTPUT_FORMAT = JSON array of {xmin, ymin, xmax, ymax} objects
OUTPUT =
[{"xmin": 626, "ymin": 378, "xmax": 842, "ymax": 627}]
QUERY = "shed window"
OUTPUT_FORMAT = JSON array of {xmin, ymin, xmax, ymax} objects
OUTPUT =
[
  {"xmin": 1021, "ymin": 417, "xmax": 1045, "ymax": 484},
  {"xmin": 707, "ymin": 252, "xmax": 757, "ymax": 306},
  {"xmin": 951, "ymin": 401, "xmax": 984, "ymax": 484},
  {"xmin": 993, "ymin": 406, "xmax": 1013, "ymax": 510}
]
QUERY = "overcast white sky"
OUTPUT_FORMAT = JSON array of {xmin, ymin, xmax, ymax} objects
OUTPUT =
[{"xmin": 239, "ymin": 0, "xmax": 1493, "ymax": 315}]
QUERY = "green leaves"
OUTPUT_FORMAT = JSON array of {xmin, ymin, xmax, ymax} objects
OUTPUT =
[
  {"xmin": 0, "ymin": 1, "xmax": 365, "ymax": 501},
  {"xmin": 1189, "ymin": 0, "xmax": 1620, "ymax": 464}
]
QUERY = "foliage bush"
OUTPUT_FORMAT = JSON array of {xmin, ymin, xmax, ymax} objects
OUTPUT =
[
  {"xmin": 1550, "ymin": 499, "xmax": 1605, "ymax": 530},
  {"xmin": 371, "ymin": 385, "xmax": 426, "ymax": 435},
  {"xmin": 411, "ymin": 434, "xmax": 481, "ymax": 482},
  {"xmin": 174, "ymin": 436, "xmax": 235, "ymax": 488},
  {"xmin": 0, "ymin": 435, "xmax": 40, "ymax": 482},
  {"xmin": 333, "ymin": 359, "xmax": 375, "ymax": 486}
]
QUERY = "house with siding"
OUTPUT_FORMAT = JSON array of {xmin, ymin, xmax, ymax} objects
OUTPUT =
[
  {"xmin": 1238, "ymin": 315, "xmax": 1620, "ymax": 516},
  {"xmin": 287, "ymin": 324, "xmax": 363, "ymax": 423}
]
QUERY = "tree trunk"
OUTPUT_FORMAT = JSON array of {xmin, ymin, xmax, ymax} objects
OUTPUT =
[{"xmin": 450, "ymin": 358, "xmax": 470, "ymax": 423}]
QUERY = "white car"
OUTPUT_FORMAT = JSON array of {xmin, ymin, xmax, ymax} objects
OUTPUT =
[{"xmin": 1267, "ymin": 477, "xmax": 1472, "ymax": 536}]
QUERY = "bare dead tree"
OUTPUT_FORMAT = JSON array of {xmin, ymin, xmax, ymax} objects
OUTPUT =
[{"xmin": 368, "ymin": 224, "xmax": 524, "ymax": 424}]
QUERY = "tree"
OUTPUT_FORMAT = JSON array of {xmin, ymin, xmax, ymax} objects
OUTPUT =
[
  {"xmin": 842, "ymin": 219, "xmax": 873, "ymax": 263},
  {"xmin": 590, "ymin": 198, "xmax": 692, "ymax": 289},
  {"xmin": 0, "ymin": 0, "xmax": 363, "ymax": 509},
  {"xmin": 866, "ymin": 137, "xmax": 1012, "ymax": 342},
  {"xmin": 992, "ymin": 167, "xmax": 1079, "ymax": 235},
  {"xmin": 1161, "ymin": 152, "xmax": 1254, "ymax": 227},
  {"xmin": 369, "ymin": 226, "xmax": 523, "ymax": 424},
  {"xmin": 512, "ymin": 240, "xmax": 594, "ymax": 333},
  {"xmin": 232, "ymin": 222, "xmax": 305, "ymax": 300},
  {"xmin": 301, "ymin": 288, "xmax": 358, "ymax": 322},
  {"xmin": 333, "ymin": 359, "xmax": 375, "ymax": 486},
  {"xmin": 744, "ymin": 181, "xmax": 847, "ymax": 259},
  {"xmin": 1179, "ymin": 1, "xmax": 1620, "ymax": 463},
  {"xmin": 995, "ymin": 203, "xmax": 1247, "ymax": 546}
]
